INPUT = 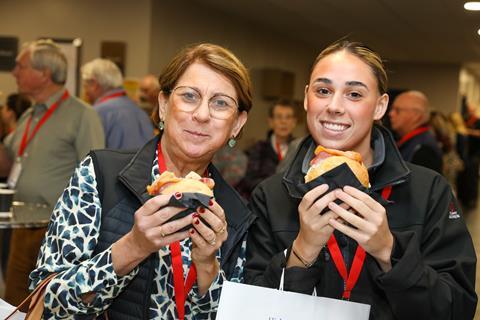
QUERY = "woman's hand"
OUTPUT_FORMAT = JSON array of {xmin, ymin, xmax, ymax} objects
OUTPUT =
[
  {"xmin": 112, "ymin": 193, "xmax": 193, "ymax": 276},
  {"xmin": 189, "ymin": 198, "xmax": 228, "ymax": 295},
  {"xmin": 327, "ymin": 186, "xmax": 394, "ymax": 272},
  {"xmin": 291, "ymin": 184, "xmax": 341, "ymax": 266}
]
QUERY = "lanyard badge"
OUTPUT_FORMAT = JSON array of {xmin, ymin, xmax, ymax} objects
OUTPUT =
[{"xmin": 7, "ymin": 90, "xmax": 69, "ymax": 189}]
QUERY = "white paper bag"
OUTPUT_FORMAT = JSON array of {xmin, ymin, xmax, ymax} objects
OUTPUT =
[
  {"xmin": 0, "ymin": 298, "xmax": 26, "ymax": 320},
  {"xmin": 216, "ymin": 281, "xmax": 370, "ymax": 320}
]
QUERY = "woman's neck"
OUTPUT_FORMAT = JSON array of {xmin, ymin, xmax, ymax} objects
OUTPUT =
[
  {"xmin": 160, "ymin": 136, "xmax": 210, "ymax": 177},
  {"xmin": 356, "ymin": 134, "xmax": 374, "ymax": 167}
]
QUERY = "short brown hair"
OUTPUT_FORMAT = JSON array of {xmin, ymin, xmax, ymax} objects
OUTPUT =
[
  {"xmin": 152, "ymin": 43, "xmax": 252, "ymax": 125},
  {"xmin": 268, "ymin": 98, "xmax": 298, "ymax": 118},
  {"xmin": 310, "ymin": 40, "xmax": 388, "ymax": 94}
]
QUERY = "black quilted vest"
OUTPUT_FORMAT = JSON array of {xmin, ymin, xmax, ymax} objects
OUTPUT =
[{"xmin": 90, "ymin": 137, "xmax": 253, "ymax": 319}]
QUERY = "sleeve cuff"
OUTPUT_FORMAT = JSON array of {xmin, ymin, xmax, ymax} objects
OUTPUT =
[{"xmin": 372, "ymin": 231, "xmax": 425, "ymax": 291}]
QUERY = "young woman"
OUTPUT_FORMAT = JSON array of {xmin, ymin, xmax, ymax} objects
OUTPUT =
[{"xmin": 245, "ymin": 41, "xmax": 477, "ymax": 319}]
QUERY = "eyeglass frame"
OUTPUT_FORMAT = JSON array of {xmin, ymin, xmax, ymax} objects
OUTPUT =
[{"xmin": 165, "ymin": 85, "xmax": 240, "ymax": 120}]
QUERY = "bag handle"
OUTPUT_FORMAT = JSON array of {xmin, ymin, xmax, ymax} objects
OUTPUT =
[
  {"xmin": 280, "ymin": 249, "xmax": 317, "ymax": 296},
  {"xmin": 5, "ymin": 272, "xmax": 57, "ymax": 320}
]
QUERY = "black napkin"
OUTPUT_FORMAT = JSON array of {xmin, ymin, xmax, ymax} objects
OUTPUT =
[
  {"xmin": 297, "ymin": 162, "xmax": 389, "ymax": 207},
  {"xmin": 161, "ymin": 192, "xmax": 212, "ymax": 232}
]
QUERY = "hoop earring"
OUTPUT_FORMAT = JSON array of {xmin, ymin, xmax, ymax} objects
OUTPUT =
[
  {"xmin": 158, "ymin": 120, "xmax": 165, "ymax": 131},
  {"xmin": 228, "ymin": 136, "xmax": 236, "ymax": 148}
]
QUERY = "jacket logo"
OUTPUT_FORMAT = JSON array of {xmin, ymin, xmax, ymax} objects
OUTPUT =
[{"xmin": 448, "ymin": 202, "xmax": 460, "ymax": 220}]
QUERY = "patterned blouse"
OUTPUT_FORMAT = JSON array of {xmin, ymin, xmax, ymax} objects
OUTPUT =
[{"xmin": 30, "ymin": 153, "xmax": 246, "ymax": 319}]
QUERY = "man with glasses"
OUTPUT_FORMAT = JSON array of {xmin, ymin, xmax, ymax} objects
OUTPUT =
[
  {"xmin": 3, "ymin": 39, "xmax": 104, "ymax": 308},
  {"xmin": 388, "ymin": 90, "xmax": 443, "ymax": 173},
  {"xmin": 238, "ymin": 99, "xmax": 298, "ymax": 199}
]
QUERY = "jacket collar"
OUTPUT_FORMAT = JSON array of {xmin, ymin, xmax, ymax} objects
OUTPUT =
[
  {"xmin": 118, "ymin": 135, "xmax": 252, "ymax": 230},
  {"xmin": 118, "ymin": 135, "xmax": 159, "ymax": 204},
  {"xmin": 282, "ymin": 125, "xmax": 411, "ymax": 198}
]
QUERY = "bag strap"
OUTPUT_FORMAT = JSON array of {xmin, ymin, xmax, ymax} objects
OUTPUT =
[{"xmin": 5, "ymin": 272, "xmax": 57, "ymax": 320}]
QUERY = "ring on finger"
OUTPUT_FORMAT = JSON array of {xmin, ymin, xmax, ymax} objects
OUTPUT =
[
  {"xmin": 218, "ymin": 224, "xmax": 227, "ymax": 234},
  {"xmin": 208, "ymin": 237, "xmax": 217, "ymax": 246},
  {"xmin": 160, "ymin": 229, "xmax": 166, "ymax": 238}
]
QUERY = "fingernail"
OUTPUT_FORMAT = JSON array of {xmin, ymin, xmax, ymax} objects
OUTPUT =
[
  {"xmin": 209, "ymin": 199, "xmax": 214, "ymax": 206},
  {"xmin": 198, "ymin": 207, "xmax": 205, "ymax": 214},
  {"xmin": 194, "ymin": 219, "xmax": 200, "ymax": 225},
  {"xmin": 192, "ymin": 213, "xmax": 199, "ymax": 219},
  {"xmin": 174, "ymin": 192, "xmax": 182, "ymax": 199},
  {"xmin": 190, "ymin": 229, "xmax": 195, "ymax": 234}
]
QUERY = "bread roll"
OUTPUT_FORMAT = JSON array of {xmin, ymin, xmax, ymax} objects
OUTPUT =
[
  {"xmin": 305, "ymin": 146, "xmax": 369, "ymax": 187},
  {"xmin": 147, "ymin": 171, "xmax": 214, "ymax": 196}
]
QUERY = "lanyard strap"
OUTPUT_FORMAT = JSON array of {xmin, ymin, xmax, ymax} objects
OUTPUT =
[
  {"xmin": 157, "ymin": 141, "xmax": 197, "ymax": 320},
  {"xmin": 327, "ymin": 185, "xmax": 392, "ymax": 300},
  {"xmin": 171, "ymin": 241, "xmax": 197, "ymax": 319},
  {"xmin": 275, "ymin": 141, "xmax": 284, "ymax": 161},
  {"xmin": 18, "ymin": 90, "xmax": 69, "ymax": 157},
  {"xmin": 97, "ymin": 90, "xmax": 127, "ymax": 104},
  {"xmin": 396, "ymin": 125, "xmax": 430, "ymax": 147}
]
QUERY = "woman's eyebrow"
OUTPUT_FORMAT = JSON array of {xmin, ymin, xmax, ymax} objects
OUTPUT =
[
  {"xmin": 312, "ymin": 77, "xmax": 332, "ymax": 84},
  {"xmin": 346, "ymin": 80, "xmax": 368, "ymax": 89}
]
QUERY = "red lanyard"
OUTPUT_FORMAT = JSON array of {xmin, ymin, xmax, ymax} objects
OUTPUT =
[
  {"xmin": 396, "ymin": 126, "xmax": 430, "ymax": 147},
  {"xmin": 327, "ymin": 185, "xmax": 392, "ymax": 300},
  {"xmin": 97, "ymin": 90, "xmax": 126, "ymax": 104},
  {"xmin": 157, "ymin": 141, "xmax": 197, "ymax": 320},
  {"xmin": 18, "ymin": 90, "xmax": 69, "ymax": 157},
  {"xmin": 466, "ymin": 115, "xmax": 478, "ymax": 128},
  {"xmin": 275, "ymin": 141, "xmax": 284, "ymax": 161}
]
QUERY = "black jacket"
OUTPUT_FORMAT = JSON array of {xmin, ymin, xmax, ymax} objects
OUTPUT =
[
  {"xmin": 398, "ymin": 126, "xmax": 443, "ymax": 174},
  {"xmin": 245, "ymin": 126, "xmax": 477, "ymax": 319}
]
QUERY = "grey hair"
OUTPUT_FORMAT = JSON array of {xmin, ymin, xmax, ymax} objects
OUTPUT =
[
  {"xmin": 24, "ymin": 39, "xmax": 67, "ymax": 85},
  {"xmin": 401, "ymin": 90, "xmax": 431, "ymax": 123},
  {"xmin": 81, "ymin": 58, "xmax": 123, "ymax": 90}
]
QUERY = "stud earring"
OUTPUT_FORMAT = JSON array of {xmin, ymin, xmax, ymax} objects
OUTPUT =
[
  {"xmin": 158, "ymin": 120, "xmax": 165, "ymax": 131},
  {"xmin": 228, "ymin": 136, "xmax": 236, "ymax": 148}
]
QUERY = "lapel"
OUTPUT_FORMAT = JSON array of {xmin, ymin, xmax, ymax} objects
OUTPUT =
[
  {"xmin": 281, "ymin": 126, "xmax": 411, "ymax": 199},
  {"xmin": 118, "ymin": 136, "xmax": 159, "ymax": 204}
]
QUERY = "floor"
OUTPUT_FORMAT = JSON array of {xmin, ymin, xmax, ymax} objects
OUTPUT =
[{"xmin": 0, "ymin": 206, "xmax": 480, "ymax": 317}]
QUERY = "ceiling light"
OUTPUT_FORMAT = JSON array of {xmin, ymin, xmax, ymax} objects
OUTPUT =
[
  {"xmin": 465, "ymin": 2, "xmax": 480, "ymax": 10},
  {"xmin": 477, "ymin": 28, "xmax": 480, "ymax": 35}
]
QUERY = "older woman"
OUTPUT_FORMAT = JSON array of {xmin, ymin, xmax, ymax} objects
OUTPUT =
[
  {"xmin": 245, "ymin": 41, "xmax": 477, "ymax": 319},
  {"xmin": 30, "ymin": 43, "xmax": 253, "ymax": 319}
]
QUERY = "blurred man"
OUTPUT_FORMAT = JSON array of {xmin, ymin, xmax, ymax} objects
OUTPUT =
[
  {"xmin": 389, "ymin": 90, "xmax": 443, "ymax": 173},
  {"xmin": 4, "ymin": 39, "xmax": 104, "ymax": 306},
  {"xmin": 238, "ymin": 99, "xmax": 297, "ymax": 198},
  {"xmin": 82, "ymin": 59, "xmax": 154, "ymax": 149},
  {"xmin": 137, "ymin": 74, "xmax": 160, "ymax": 116}
]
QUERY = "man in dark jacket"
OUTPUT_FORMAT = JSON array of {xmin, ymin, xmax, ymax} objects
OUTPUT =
[
  {"xmin": 237, "ymin": 99, "xmax": 297, "ymax": 198},
  {"xmin": 388, "ymin": 90, "xmax": 443, "ymax": 174}
]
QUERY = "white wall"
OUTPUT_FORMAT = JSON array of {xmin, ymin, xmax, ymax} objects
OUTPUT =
[
  {"xmin": 459, "ymin": 68, "xmax": 480, "ymax": 109},
  {"xmin": 0, "ymin": 0, "xmax": 152, "ymax": 98},
  {"xmin": 387, "ymin": 62, "xmax": 461, "ymax": 114}
]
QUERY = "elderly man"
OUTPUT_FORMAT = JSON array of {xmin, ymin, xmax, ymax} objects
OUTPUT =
[
  {"xmin": 4, "ymin": 39, "xmax": 105, "ymax": 306},
  {"xmin": 389, "ymin": 90, "xmax": 443, "ymax": 173},
  {"xmin": 81, "ymin": 59, "xmax": 153, "ymax": 149}
]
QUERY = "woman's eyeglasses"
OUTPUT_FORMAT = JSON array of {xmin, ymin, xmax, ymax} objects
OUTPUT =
[{"xmin": 169, "ymin": 86, "xmax": 238, "ymax": 120}]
